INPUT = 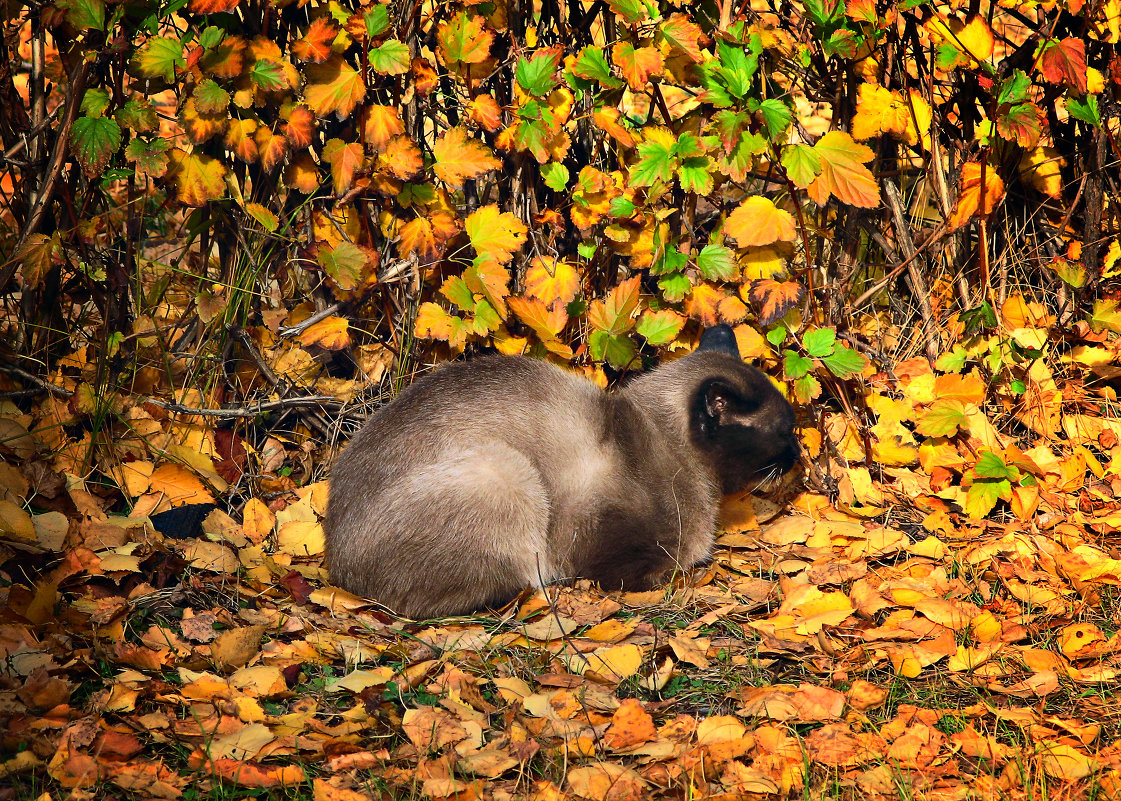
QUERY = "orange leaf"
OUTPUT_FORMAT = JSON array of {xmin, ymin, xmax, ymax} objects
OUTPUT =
[
  {"xmin": 187, "ymin": 756, "xmax": 305, "ymax": 789},
  {"xmin": 808, "ymin": 131, "xmax": 879, "ymax": 208},
  {"xmin": 304, "ymin": 55, "xmax": 366, "ymax": 119},
  {"xmin": 686, "ymin": 283, "xmax": 748, "ymax": 327},
  {"xmin": 397, "ymin": 212, "xmax": 459, "ymax": 263},
  {"xmin": 225, "ymin": 118, "xmax": 258, "ymax": 163},
  {"xmin": 593, "ymin": 107, "xmax": 635, "ymax": 147},
  {"xmin": 297, "ymin": 316, "xmax": 350, "ymax": 350},
  {"xmin": 464, "ymin": 205, "xmax": 527, "ymax": 264},
  {"xmin": 747, "ymin": 279, "xmax": 805, "ymax": 327},
  {"xmin": 725, "ymin": 196, "xmax": 797, "ymax": 247},
  {"xmin": 285, "ymin": 151, "xmax": 320, "ymax": 193},
  {"xmin": 604, "ymin": 698, "xmax": 657, "ymax": 750},
  {"xmin": 949, "ymin": 162, "xmax": 1004, "ymax": 229},
  {"xmin": 437, "ymin": 12, "xmax": 494, "ymax": 65},
  {"xmin": 587, "ymin": 275, "xmax": 641, "ymax": 334},
  {"xmin": 377, "ymin": 136, "xmax": 422, "ymax": 180},
  {"xmin": 468, "ymin": 94, "xmax": 504, "ymax": 132},
  {"xmin": 200, "ymin": 35, "xmax": 245, "ymax": 79},
  {"xmin": 323, "ymin": 138, "xmax": 365, "ymax": 194},
  {"xmin": 284, "ymin": 105, "xmax": 315, "ymax": 148},
  {"xmin": 292, "ymin": 17, "xmax": 339, "ymax": 63},
  {"xmin": 179, "ymin": 98, "xmax": 226, "ymax": 145},
  {"xmin": 611, "ymin": 42, "xmax": 663, "ymax": 91},
  {"xmin": 508, "ymin": 295, "xmax": 572, "ymax": 356},
  {"xmin": 254, "ymin": 127, "xmax": 287, "ymax": 171},
  {"xmin": 432, "ymin": 127, "xmax": 501, "ymax": 187},
  {"xmin": 1039, "ymin": 38, "xmax": 1087, "ymax": 94},
  {"xmin": 189, "ymin": 0, "xmax": 240, "ymax": 13},
  {"xmin": 149, "ymin": 463, "xmax": 215, "ymax": 506},
  {"xmin": 415, "ymin": 302, "xmax": 472, "ymax": 348},
  {"xmin": 363, "ymin": 105, "xmax": 405, "ymax": 149},
  {"xmin": 524, "ymin": 256, "xmax": 581, "ymax": 307}
]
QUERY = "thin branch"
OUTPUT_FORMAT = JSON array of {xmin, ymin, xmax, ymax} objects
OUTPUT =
[
  {"xmin": 882, "ymin": 179, "xmax": 941, "ymax": 362},
  {"xmin": 144, "ymin": 395, "xmax": 344, "ymax": 419},
  {"xmin": 0, "ymin": 361, "xmax": 74, "ymax": 397},
  {"xmin": 278, "ymin": 302, "xmax": 345, "ymax": 338}
]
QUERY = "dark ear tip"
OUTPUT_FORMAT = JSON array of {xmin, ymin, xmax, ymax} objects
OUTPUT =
[{"xmin": 698, "ymin": 324, "xmax": 741, "ymax": 359}]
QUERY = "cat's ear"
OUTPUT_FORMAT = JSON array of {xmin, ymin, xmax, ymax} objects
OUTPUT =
[{"xmin": 698, "ymin": 324, "xmax": 740, "ymax": 359}]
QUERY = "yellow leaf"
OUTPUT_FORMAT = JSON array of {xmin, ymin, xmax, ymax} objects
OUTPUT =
[
  {"xmin": 686, "ymin": 283, "xmax": 748, "ymax": 327},
  {"xmin": 148, "ymin": 463, "xmax": 215, "ymax": 506},
  {"xmin": 304, "ymin": 55, "xmax": 366, "ymax": 119},
  {"xmin": 1037, "ymin": 741, "xmax": 1097, "ymax": 781},
  {"xmin": 583, "ymin": 643, "xmax": 643, "ymax": 680},
  {"xmin": 808, "ymin": 131, "xmax": 879, "ymax": 207},
  {"xmin": 524, "ymin": 257, "xmax": 581, "ymax": 307},
  {"xmin": 432, "ymin": 127, "xmax": 501, "ymax": 187},
  {"xmin": 0, "ymin": 499, "xmax": 35, "ymax": 543},
  {"xmin": 725, "ymin": 196, "xmax": 796, "ymax": 247},
  {"xmin": 166, "ymin": 148, "xmax": 228, "ymax": 207},
  {"xmin": 464, "ymin": 205, "xmax": 527, "ymax": 264},
  {"xmin": 297, "ymin": 316, "xmax": 351, "ymax": 350},
  {"xmin": 1018, "ymin": 146, "xmax": 1064, "ymax": 198},
  {"xmin": 277, "ymin": 520, "xmax": 325, "ymax": 556}
]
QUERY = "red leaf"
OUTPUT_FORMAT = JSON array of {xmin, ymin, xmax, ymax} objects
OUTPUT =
[
  {"xmin": 292, "ymin": 18, "xmax": 339, "ymax": 64},
  {"xmin": 1039, "ymin": 38, "xmax": 1087, "ymax": 94}
]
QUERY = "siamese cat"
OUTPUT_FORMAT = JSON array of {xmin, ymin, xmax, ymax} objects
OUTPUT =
[{"xmin": 324, "ymin": 325, "xmax": 798, "ymax": 619}]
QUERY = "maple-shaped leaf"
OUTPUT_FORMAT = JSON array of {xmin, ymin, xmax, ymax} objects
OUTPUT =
[
  {"xmin": 996, "ymin": 102, "xmax": 1044, "ymax": 148},
  {"xmin": 369, "ymin": 40, "xmax": 410, "ymax": 75},
  {"xmin": 516, "ymin": 50, "xmax": 561, "ymax": 97},
  {"xmin": 432, "ymin": 127, "xmax": 501, "ymax": 187},
  {"xmin": 464, "ymin": 206, "xmax": 527, "ymax": 264},
  {"xmin": 70, "ymin": 116, "xmax": 121, "ymax": 177},
  {"xmin": 378, "ymin": 136, "xmax": 422, "ymax": 180},
  {"xmin": 125, "ymin": 137, "xmax": 170, "ymax": 177},
  {"xmin": 285, "ymin": 152, "xmax": 321, "ymax": 193},
  {"xmin": 166, "ymin": 148, "xmax": 228, "ymax": 206},
  {"xmin": 437, "ymin": 12, "xmax": 493, "ymax": 65},
  {"xmin": 323, "ymin": 138, "xmax": 365, "ymax": 194},
  {"xmin": 808, "ymin": 131, "xmax": 879, "ymax": 207},
  {"xmin": 725, "ymin": 196, "xmax": 797, "ymax": 247},
  {"xmin": 415, "ymin": 302, "xmax": 472, "ymax": 348},
  {"xmin": 965, "ymin": 478, "xmax": 1009, "ymax": 519},
  {"xmin": 1039, "ymin": 38, "xmax": 1087, "ymax": 94},
  {"xmin": 115, "ymin": 98, "xmax": 158, "ymax": 133},
  {"xmin": 916, "ymin": 398, "xmax": 969, "ymax": 437},
  {"xmin": 397, "ymin": 212, "xmax": 458, "ymax": 263},
  {"xmin": 636, "ymin": 309, "xmax": 686, "ymax": 345},
  {"xmin": 571, "ymin": 47, "xmax": 622, "ymax": 88},
  {"xmin": 686, "ymin": 283, "xmax": 747, "ymax": 327},
  {"xmin": 16, "ymin": 232, "xmax": 61, "ymax": 289},
  {"xmin": 180, "ymin": 98, "xmax": 226, "ymax": 144},
  {"xmin": 588, "ymin": 275, "xmax": 641, "ymax": 335},
  {"xmin": 225, "ymin": 118, "xmax": 259, "ymax": 163},
  {"xmin": 255, "ymin": 127, "xmax": 288, "ymax": 171},
  {"xmin": 131, "ymin": 38, "xmax": 185, "ymax": 82},
  {"xmin": 189, "ymin": 0, "xmax": 239, "ymax": 12},
  {"xmin": 949, "ymin": 162, "xmax": 1004, "ymax": 229},
  {"xmin": 609, "ymin": 0, "xmax": 648, "ymax": 24},
  {"xmin": 524, "ymin": 257, "xmax": 581, "ymax": 307},
  {"xmin": 659, "ymin": 14, "xmax": 705, "ymax": 62},
  {"xmin": 200, "ymin": 35, "xmax": 245, "ymax": 79},
  {"xmin": 304, "ymin": 55, "xmax": 366, "ymax": 119},
  {"xmin": 508, "ymin": 296, "xmax": 572, "ymax": 357},
  {"xmin": 317, "ymin": 240, "xmax": 373, "ymax": 291},
  {"xmin": 464, "ymin": 256, "xmax": 512, "ymax": 313},
  {"xmin": 192, "ymin": 79, "xmax": 230, "ymax": 114},
  {"xmin": 293, "ymin": 17, "xmax": 339, "ymax": 63},
  {"xmin": 363, "ymin": 105, "xmax": 405, "ymax": 149},
  {"xmin": 630, "ymin": 127, "xmax": 675, "ymax": 187},
  {"xmin": 612, "ymin": 42, "xmax": 663, "ymax": 91},
  {"xmin": 748, "ymin": 279, "xmax": 805, "ymax": 327},
  {"xmin": 284, "ymin": 105, "xmax": 316, "ymax": 148},
  {"xmin": 781, "ymin": 144, "xmax": 822, "ymax": 188}
]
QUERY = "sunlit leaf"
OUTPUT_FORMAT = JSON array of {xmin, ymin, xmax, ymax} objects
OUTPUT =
[
  {"xmin": 322, "ymin": 138, "xmax": 365, "ymax": 194},
  {"xmin": 636, "ymin": 309, "xmax": 685, "ymax": 345},
  {"xmin": 465, "ymin": 206, "xmax": 527, "ymax": 265},
  {"xmin": 516, "ymin": 50, "xmax": 561, "ymax": 97},
  {"xmin": 696, "ymin": 243, "xmax": 738, "ymax": 282},
  {"xmin": 415, "ymin": 302, "xmax": 472, "ymax": 348},
  {"xmin": 189, "ymin": 0, "xmax": 240, "ymax": 12},
  {"xmin": 378, "ymin": 136, "xmax": 422, "ymax": 180},
  {"xmin": 949, "ymin": 162, "xmax": 1005, "ymax": 229},
  {"xmin": 304, "ymin": 55, "xmax": 366, "ymax": 119},
  {"xmin": 225, "ymin": 118, "xmax": 258, "ymax": 163},
  {"xmin": 166, "ymin": 148, "xmax": 228, "ymax": 206},
  {"xmin": 131, "ymin": 37, "xmax": 185, "ymax": 82},
  {"xmin": 659, "ymin": 14, "xmax": 705, "ymax": 62},
  {"xmin": 124, "ymin": 137, "xmax": 170, "ymax": 178},
  {"xmin": 1039, "ymin": 37, "xmax": 1087, "ymax": 94},
  {"xmin": 369, "ymin": 40, "xmax": 410, "ymax": 75},
  {"xmin": 748, "ymin": 279, "xmax": 805, "ymax": 327},
  {"xmin": 686, "ymin": 283, "xmax": 747, "ymax": 327},
  {"xmin": 916, "ymin": 398, "xmax": 969, "ymax": 437},
  {"xmin": 437, "ymin": 12, "xmax": 493, "ymax": 65},
  {"xmin": 524, "ymin": 257, "xmax": 581, "ymax": 307},
  {"xmin": 588, "ymin": 275, "xmax": 641, "ymax": 335},
  {"xmin": 284, "ymin": 105, "xmax": 316, "ymax": 148},
  {"xmin": 808, "ymin": 131, "xmax": 879, "ymax": 207},
  {"xmin": 292, "ymin": 17, "xmax": 339, "ymax": 63},
  {"xmin": 612, "ymin": 42, "xmax": 663, "ymax": 91},
  {"xmin": 317, "ymin": 240, "xmax": 372, "ymax": 291},
  {"xmin": 726, "ymin": 196, "xmax": 797, "ymax": 247},
  {"xmin": 433, "ymin": 127, "xmax": 501, "ymax": 187}
]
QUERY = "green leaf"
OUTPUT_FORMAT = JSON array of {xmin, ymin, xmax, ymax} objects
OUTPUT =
[
  {"xmin": 577, "ymin": 242, "xmax": 597, "ymax": 259},
  {"xmin": 192, "ymin": 79, "xmax": 230, "ymax": 114},
  {"xmin": 71, "ymin": 116, "xmax": 122, "ymax": 177},
  {"xmin": 753, "ymin": 98, "xmax": 793, "ymax": 140},
  {"xmin": 784, "ymin": 349, "xmax": 814, "ymax": 380},
  {"xmin": 589, "ymin": 330, "xmax": 637, "ymax": 369},
  {"xmin": 116, "ymin": 98, "xmax": 158, "ymax": 133},
  {"xmin": 62, "ymin": 0, "xmax": 105, "ymax": 31},
  {"xmin": 975, "ymin": 451, "xmax": 1018, "ymax": 480},
  {"xmin": 821, "ymin": 343, "xmax": 866, "ymax": 378},
  {"xmin": 317, "ymin": 241, "xmax": 368, "ymax": 290},
  {"xmin": 696, "ymin": 244, "xmax": 738, "ymax": 282},
  {"xmin": 636, "ymin": 309, "xmax": 685, "ymax": 345},
  {"xmin": 1089, "ymin": 299, "xmax": 1121, "ymax": 334},
  {"xmin": 199, "ymin": 26, "xmax": 225, "ymax": 50},
  {"xmin": 441, "ymin": 275, "xmax": 476, "ymax": 309},
  {"xmin": 124, "ymin": 137, "xmax": 170, "ymax": 177},
  {"xmin": 609, "ymin": 196, "xmax": 635, "ymax": 217},
  {"xmin": 934, "ymin": 345, "xmax": 968, "ymax": 373},
  {"xmin": 965, "ymin": 479, "xmax": 1009, "ymax": 519},
  {"xmin": 132, "ymin": 37, "xmax": 185, "ymax": 83},
  {"xmin": 541, "ymin": 162, "xmax": 569, "ymax": 191},
  {"xmin": 81, "ymin": 88, "xmax": 111, "ymax": 118},
  {"xmin": 516, "ymin": 52, "xmax": 560, "ymax": 97},
  {"xmin": 802, "ymin": 327, "xmax": 836, "ymax": 358},
  {"xmin": 781, "ymin": 144, "xmax": 822, "ymax": 187},
  {"xmin": 369, "ymin": 40, "xmax": 410, "ymax": 75},
  {"xmin": 677, "ymin": 155, "xmax": 713, "ymax": 195},
  {"xmin": 571, "ymin": 47, "xmax": 619, "ymax": 86},
  {"xmin": 472, "ymin": 300, "xmax": 501, "ymax": 334},
  {"xmin": 804, "ymin": 0, "xmax": 845, "ymax": 30},
  {"xmin": 249, "ymin": 60, "xmax": 287, "ymax": 90},
  {"xmin": 793, "ymin": 373, "xmax": 821, "ymax": 403},
  {"xmin": 1067, "ymin": 94, "xmax": 1100, "ymax": 128},
  {"xmin": 630, "ymin": 136, "xmax": 675, "ymax": 187},
  {"xmin": 363, "ymin": 4, "xmax": 391, "ymax": 38},
  {"xmin": 916, "ymin": 398, "xmax": 969, "ymax": 438},
  {"xmin": 608, "ymin": 0, "xmax": 647, "ymax": 24},
  {"xmin": 658, "ymin": 272, "xmax": 691, "ymax": 303},
  {"xmin": 997, "ymin": 70, "xmax": 1031, "ymax": 104}
]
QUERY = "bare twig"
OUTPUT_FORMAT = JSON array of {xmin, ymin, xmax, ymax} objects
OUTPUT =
[
  {"xmin": 882, "ymin": 179, "xmax": 940, "ymax": 362},
  {"xmin": 0, "ymin": 361, "xmax": 74, "ymax": 397},
  {"xmin": 144, "ymin": 395, "xmax": 344, "ymax": 419},
  {"xmin": 278, "ymin": 302, "xmax": 345, "ymax": 338}
]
